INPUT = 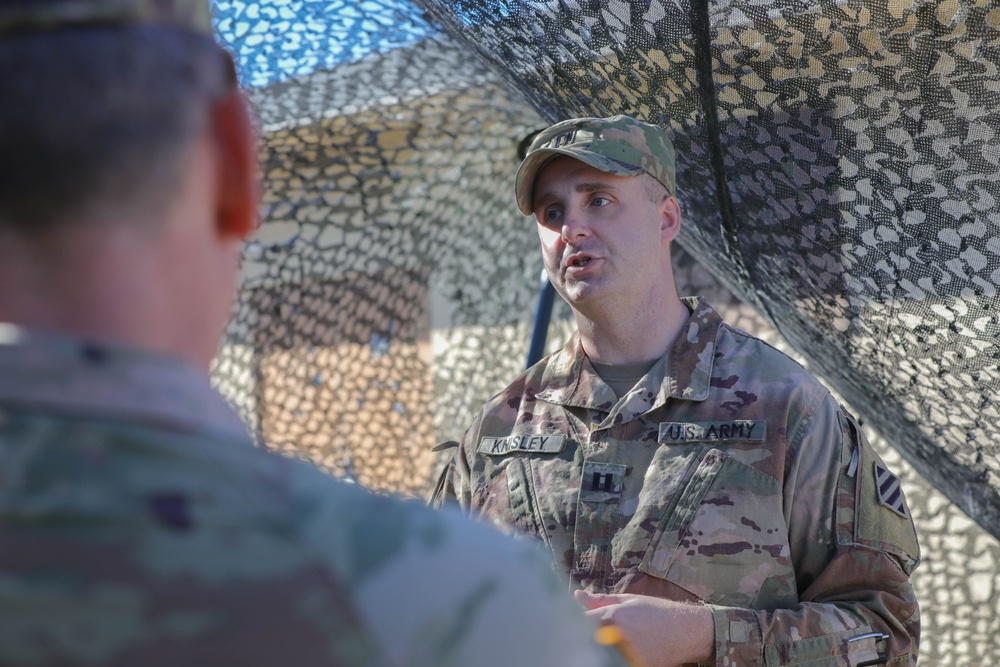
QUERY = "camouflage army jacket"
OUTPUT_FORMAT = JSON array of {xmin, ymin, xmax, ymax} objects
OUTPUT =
[
  {"xmin": 0, "ymin": 325, "xmax": 625, "ymax": 667},
  {"xmin": 435, "ymin": 298, "xmax": 921, "ymax": 667}
]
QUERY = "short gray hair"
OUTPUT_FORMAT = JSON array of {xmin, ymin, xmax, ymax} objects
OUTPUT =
[{"xmin": 642, "ymin": 172, "xmax": 670, "ymax": 205}]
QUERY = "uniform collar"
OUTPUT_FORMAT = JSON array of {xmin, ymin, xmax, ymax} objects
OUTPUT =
[
  {"xmin": 0, "ymin": 324, "xmax": 250, "ymax": 441},
  {"xmin": 534, "ymin": 297, "xmax": 723, "ymax": 423}
]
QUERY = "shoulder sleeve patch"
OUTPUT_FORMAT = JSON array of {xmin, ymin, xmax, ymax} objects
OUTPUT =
[{"xmin": 873, "ymin": 462, "xmax": 908, "ymax": 519}]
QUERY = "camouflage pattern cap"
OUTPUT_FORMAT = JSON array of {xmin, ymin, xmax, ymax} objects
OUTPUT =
[
  {"xmin": 0, "ymin": 0, "xmax": 212, "ymax": 37},
  {"xmin": 515, "ymin": 115, "xmax": 676, "ymax": 215}
]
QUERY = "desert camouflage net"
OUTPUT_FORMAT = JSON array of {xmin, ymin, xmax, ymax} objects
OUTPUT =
[
  {"xmin": 210, "ymin": 1, "xmax": 1000, "ymax": 660},
  {"xmin": 211, "ymin": 24, "xmax": 552, "ymax": 495}
]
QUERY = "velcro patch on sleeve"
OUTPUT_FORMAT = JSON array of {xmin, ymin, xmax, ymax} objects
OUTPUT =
[
  {"xmin": 477, "ymin": 434, "xmax": 566, "ymax": 456},
  {"xmin": 874, "ymin": 462, "xmax": 908, "ymax": 518},
  {"xmin": 659, "ymin": 420, "xmax": 766, "ymax": 444}
]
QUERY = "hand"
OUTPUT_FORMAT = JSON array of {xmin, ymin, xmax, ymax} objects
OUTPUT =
[{"xmin": 575, "ymin": 590, "xmax": 716, "ymax": 667}]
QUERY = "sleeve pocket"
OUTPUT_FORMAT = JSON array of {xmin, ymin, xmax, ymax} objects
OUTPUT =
[{"xmin": 836, "ymin": 412, "xmax": 920, "ymax": 575}]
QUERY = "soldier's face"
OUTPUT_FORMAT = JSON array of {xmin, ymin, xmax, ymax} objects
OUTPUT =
[{"xmin": 531, "ymin": 156, "xmax": 675, "ymax": 313}]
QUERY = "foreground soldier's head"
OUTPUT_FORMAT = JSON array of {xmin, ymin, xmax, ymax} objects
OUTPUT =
[{"xmin": 0, "ymin": 0, "xmax": 257, "ymax": 367}]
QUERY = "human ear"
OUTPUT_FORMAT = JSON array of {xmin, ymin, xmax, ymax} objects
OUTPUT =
[
  {"xmin": 660, "ymin": 196, "xmax": 681, "ymax": 244},
  {"xmin": 211, "ymin": 90, "xmax": 259, "ymax": 241}
]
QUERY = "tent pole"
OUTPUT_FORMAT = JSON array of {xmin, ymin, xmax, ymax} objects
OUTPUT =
[{"xmin": 526, "ymin": 269, "xmax": 556, "ymax": 369}]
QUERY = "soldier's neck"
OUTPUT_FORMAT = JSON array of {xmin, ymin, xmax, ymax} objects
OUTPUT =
[{"xmin": 574, "ymin": 292, "xmax": 690, "ymax": 365}]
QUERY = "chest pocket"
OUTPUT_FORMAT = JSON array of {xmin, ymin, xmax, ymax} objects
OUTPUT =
[{"xmin": 638, "ymin": 448, "xmax": 791, "ymax": 608}]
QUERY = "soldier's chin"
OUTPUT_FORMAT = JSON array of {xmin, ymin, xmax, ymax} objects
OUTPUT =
[{"xmin": 561, "ymin": 284, "xmax": 610, "ymax": 311}]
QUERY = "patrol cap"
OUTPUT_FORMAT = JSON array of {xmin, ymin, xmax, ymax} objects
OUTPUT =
[
  {"xmin": 514, "ymin": 115, "xmax": 677, "ymax": 216},
  {"xmin": 0, "ymin": 0, "xmax": 212, "ymax": 37}
]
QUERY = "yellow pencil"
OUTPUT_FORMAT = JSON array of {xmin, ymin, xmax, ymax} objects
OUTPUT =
[{"xmin": 595, "ymin": 625, "xmax": 649, "ymax": 667}]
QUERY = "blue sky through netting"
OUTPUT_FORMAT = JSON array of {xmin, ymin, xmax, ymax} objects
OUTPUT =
[{"xmin": 213, "ymin": 0, "xmax": 436, "ymax": 87}]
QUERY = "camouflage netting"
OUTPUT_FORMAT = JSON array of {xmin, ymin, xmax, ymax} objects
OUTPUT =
[
  {"xmin": 208, "ymin": 0, "xmax": 1000, "ymax": 660},
  {"xmin": 214, "ymin": 0, "xmax": 1000, "ymax": 538},
  {"xmin": 410, "ymin": 0, "xmax": 1000, "ymax": 540}
]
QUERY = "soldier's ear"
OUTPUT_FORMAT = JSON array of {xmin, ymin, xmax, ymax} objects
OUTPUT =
[
  {"xmin": 659, "ymin": 195, "xmax": 681, "ymax": 245},
  {"xmin": 211, "ymin": 90, "xmax": 258, "ymax": 241}
]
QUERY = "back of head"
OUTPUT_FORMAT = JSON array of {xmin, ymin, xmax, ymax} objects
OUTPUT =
[{"xmin": 0, "ymin": 0, "xmax": 234, "ymax": 229}]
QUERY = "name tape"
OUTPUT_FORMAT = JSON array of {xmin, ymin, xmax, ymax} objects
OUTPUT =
[
  {"xmin": 478, "ymin": 434, "xmax": 566, "ymax": 456},
  {"xmin": 659, "ymin": 420, "xmax": 766, "ymax": 444}
]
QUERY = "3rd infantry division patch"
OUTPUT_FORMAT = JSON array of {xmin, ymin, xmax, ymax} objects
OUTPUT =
[{"xmin": 875, "ymin": 462, "xmax": 908, "ymax": 518}]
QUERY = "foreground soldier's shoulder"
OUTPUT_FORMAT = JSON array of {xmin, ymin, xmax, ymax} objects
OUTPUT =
[
  {"xmin": 341, "ymin": 502, "xmax": 624, "ymax": 666},
  {"xmin": 285, "ymin": 463, "xmax": 623, "ymax": 665}
]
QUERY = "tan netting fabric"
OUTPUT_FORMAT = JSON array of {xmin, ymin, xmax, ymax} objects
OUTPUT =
[{"xmin": 210, "ymin": 36, "xmax": 550, "ymax": 494}]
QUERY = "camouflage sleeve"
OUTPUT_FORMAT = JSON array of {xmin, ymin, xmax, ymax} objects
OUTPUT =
[
  {"xmin": 301, "ymin": 472, "xmax": 627, "ymax": 667},
  {"xmin": 709, "ymin": 396, "xmax": 920, "ymax": 667}
]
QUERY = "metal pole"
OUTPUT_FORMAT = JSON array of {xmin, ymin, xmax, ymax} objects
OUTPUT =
[{"xmin": 526, "ymin": 268, "xmax": 556, "ymax": 369}]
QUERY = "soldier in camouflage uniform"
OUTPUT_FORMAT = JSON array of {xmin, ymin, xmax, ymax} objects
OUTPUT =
[
  {"xmin": 0, "ymin": 3, "xmax": 628, "ymax": 665},
  {"xmin": 433, "ymin": 116, "xmax": 921, "ymax": 667}
]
